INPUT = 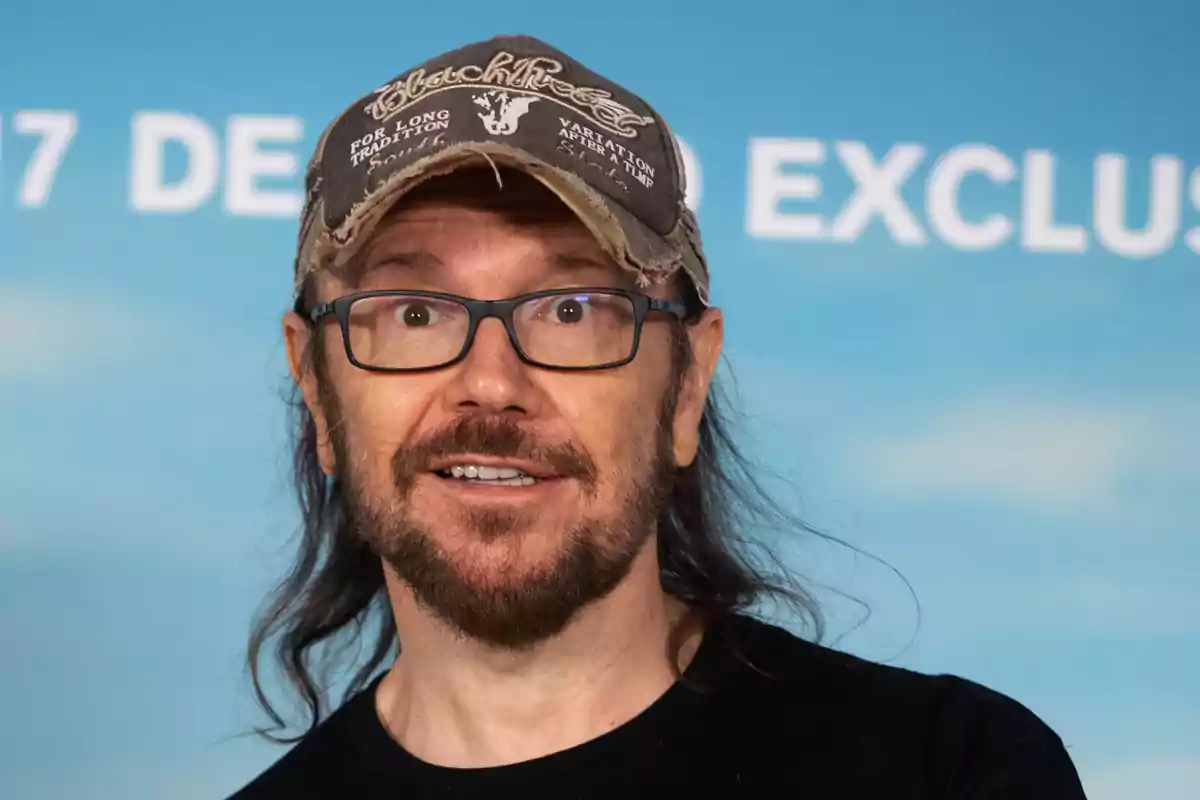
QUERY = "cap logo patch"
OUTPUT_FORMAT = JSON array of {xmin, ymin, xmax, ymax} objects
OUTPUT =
[
  {"xmin": 365, "ymin": 51, "xmax": 656, "ymax": 139},
  {"xmin": 473, "ymin": 90, "xmax": 538, "ymax": 136}
]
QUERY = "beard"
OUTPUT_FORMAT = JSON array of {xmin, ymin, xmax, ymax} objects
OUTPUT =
[{"xmin": 329, "ymin": 400, "xmax": 677, "ymax": 651}]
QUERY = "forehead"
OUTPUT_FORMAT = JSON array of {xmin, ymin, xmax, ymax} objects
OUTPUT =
[{"xmin": 334, "ymin": 167, "xmax": 630, "ymax": 287}]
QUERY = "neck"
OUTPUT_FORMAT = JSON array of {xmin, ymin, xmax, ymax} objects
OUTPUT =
[{"xmin": 374, "ymin": 544, "xmax": 702, "ymax": 768}]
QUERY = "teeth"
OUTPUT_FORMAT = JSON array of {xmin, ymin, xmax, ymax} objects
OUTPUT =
[
  {"xmin": 441, "ymin": 464, "xmax": 537, "ymax": 485},
  {"xmin": 486, "ymin": 476, "xmax": 537, "ymax": 486}
]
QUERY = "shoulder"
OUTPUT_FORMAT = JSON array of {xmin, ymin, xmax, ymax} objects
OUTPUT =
[
  {"xmin": 709, "ymin": 614, "xmax": 1087, "ymax": 796},
  {"xmin": 226, "ymin": 684, "xmax": 381, "ymax": 800}
]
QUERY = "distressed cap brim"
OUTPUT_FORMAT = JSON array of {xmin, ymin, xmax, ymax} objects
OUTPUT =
[
  {"xmin": 293, "ymin": 34, "xmax": 710, "ymax": 306},
  {"xmin": 298, "ymin": 142, "xmax": 707, "ymax": 303}
]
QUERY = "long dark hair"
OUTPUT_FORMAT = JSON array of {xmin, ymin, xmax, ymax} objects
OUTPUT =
[{"xmin": 247, "ymin": 276, "xmax": 834, "ymax": 743}]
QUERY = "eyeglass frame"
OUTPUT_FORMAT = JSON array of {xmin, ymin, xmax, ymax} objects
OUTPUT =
[{"xmin": 295, "ymin": 286, "xmax": 690, "ymax": 373}]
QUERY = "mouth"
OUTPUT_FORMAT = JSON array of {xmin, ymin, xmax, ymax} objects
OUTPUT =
[{"xmin": 428, "ymin": 458, "xmax": 558, "ymax": 488}]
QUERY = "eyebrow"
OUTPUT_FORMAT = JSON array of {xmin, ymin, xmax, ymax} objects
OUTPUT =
[
  {"xmin": 341, "ymin": 249, "xmax": 444, "ymax": 287},
  {"xmin": 371, "ymin": 251, "xmax": 446, "ymax": 272},
  {"xmin": 370, "ymin": 251, "xmax": 608, "ymax": 270},
  {"xmin": 347, "ymin": 249, "xmax": 632, "ymax": 289},
  {"xmin": 553, "ymin": 253, "xmax": 613, "ymax": 272},
  {"xmin": 552, "ymin": 253, "xmax": 636, "ymax": 287}
]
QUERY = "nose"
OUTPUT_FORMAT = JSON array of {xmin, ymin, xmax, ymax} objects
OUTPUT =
[{"xmin": 444, "ymin": 317, "xmax": 540, "ymax": 416}]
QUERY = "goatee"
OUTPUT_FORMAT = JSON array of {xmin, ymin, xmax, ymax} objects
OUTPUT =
[{"xmin": 337, "ymin": 413, "xmax": 676, "ymax": 650}]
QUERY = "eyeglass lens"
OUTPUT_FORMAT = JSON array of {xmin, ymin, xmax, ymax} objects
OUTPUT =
[{"xmin": 344, "ymin": 291, "xmax": 638, "ymax": 369}]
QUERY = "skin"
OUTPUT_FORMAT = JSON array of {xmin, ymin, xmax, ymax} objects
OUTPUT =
[{"xmin": 282, "ymin": 169, "xmax": 724, "ymax": 768}]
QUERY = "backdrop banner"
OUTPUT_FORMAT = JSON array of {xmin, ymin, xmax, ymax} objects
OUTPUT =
[{"xmin": 2, "ymin": 3, "xmax": 1197, "ymax": 799}]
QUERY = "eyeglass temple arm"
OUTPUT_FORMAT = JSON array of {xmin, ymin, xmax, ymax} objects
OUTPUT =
[
  {"xmin": 648, "ymin": 298, "xmax": 688, "ymax": 319},
  {"xmin": 293, "ymin": 296, "xmax": 334, "ymax": 324}
]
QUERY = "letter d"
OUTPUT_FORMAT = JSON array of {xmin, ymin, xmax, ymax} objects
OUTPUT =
[{"xmin": 130, "ymin": 112, "xmax": 219, "ymax": 212}]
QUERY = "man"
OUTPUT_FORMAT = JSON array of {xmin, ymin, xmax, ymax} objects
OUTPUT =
[{"xmin": 232, "ymin": 34, "xmax": 1087, "ymax": 799}]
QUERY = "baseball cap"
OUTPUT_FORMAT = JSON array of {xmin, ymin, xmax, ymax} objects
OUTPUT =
[{"xmin": 293, "ymin": 34, "xmax": 709, "ymax": 306}]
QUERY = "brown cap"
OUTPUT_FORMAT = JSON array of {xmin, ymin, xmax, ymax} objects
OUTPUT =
[{"xmin": 294, "ymin": 34, "xmax": 709, "ymax": 305}]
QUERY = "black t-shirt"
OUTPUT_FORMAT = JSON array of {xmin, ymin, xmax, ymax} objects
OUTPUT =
[{"xmin": 230, "ymin": 614, "xmax": 1087, "ymax": 798}]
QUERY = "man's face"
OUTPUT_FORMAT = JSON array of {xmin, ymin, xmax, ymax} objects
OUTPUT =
[{"xmin": 284, "ymin": 169, "xmax": 722, "ymax": 649}]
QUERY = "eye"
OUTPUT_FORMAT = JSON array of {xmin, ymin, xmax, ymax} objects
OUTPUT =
[
  {"xmin": 394, "ymin": 301, "xmax": 443, "ymax": 328},
  {"xmin": 551, "ymin": 296, "xmax": 588, "ymax": 324}
]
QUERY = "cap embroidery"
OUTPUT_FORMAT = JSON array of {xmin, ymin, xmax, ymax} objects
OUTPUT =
[
  {"xmin": 366, "ymin": 51, "xmax": 655, "ymax": 139},
  {"xmin": 472, "ymin": 91, "xmax": 538, "ymax": 136}
]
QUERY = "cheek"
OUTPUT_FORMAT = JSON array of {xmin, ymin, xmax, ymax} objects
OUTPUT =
[
  {"xmin": 334, "ymin": 371, "xmax": 434, "ymax": 492},
  {"xmin": 541, "ymin": 355, "xmax": 670, "ymax": 482}
]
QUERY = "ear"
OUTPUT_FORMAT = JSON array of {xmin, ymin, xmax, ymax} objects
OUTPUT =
[
  {"xmin": 671, "ymin": 307, "xmax": 724, "ymax": 468},
  {"xmin": 283, "ymin": 310, "xmax": 337, "ymax": 477}
]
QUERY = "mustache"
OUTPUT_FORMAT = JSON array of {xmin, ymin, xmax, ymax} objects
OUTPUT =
[{"xmin": 391, "ymin": 416, "xmax": 597, "ymax": 487}]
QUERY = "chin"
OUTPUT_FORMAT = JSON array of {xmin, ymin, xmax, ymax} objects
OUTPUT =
[
  {"xmin": 376, "ymin": 510, "xmax": 647, "ymax": 649},
  {"xmin": 439, "ymin": 528, "xmax": 572, "ymax": 578}
]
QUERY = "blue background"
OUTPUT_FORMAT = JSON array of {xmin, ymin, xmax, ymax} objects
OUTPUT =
[{"xmin": 2, "ymin": 1, "xmax": 1197, "ymax": 797}]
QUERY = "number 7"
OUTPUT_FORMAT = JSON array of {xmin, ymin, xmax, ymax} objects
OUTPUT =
[{"xmin": 12, "ymin": 111, "xmax": 79, "ymax": 208}]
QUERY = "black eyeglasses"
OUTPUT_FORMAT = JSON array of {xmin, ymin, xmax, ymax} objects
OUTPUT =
[{"xmin": 298, "ymin": 287, "xmax": 687, "ymax": 372}]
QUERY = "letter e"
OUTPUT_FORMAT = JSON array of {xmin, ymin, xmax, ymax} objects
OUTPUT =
[
  {"xmin": 746, "ymin": 138, "xmax": 825, "ymax": 239},
  {"xmin": 224, "ymin": 115, "xmax": 303, "ymax": 217}
]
